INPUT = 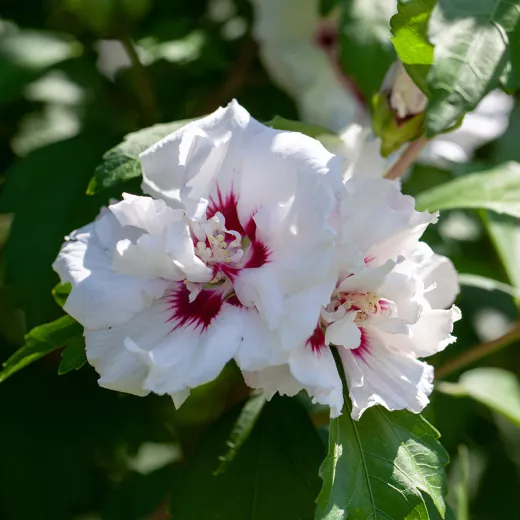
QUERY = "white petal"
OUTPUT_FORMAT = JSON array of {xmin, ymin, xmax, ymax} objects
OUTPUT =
[
  {"xmin": 170, "ymin": 389, "xmax": 190, "ymax": 409},
  {"xmin": 85, "ymin": 287, "xmax": 244, "ymax": 397},
  {"xmin": 414, "ymin": 244, "xmax": 459, "ymax": 309},
  {"xmin": 385, "ymin": 306, "xmax": 461, "ymax": 358},
  {"xmin": 232, "ymin": 265, "xmax": 284, "ymax": 329},
  {"xmin": 251, "ymin": 0, "xmax": 366, "ymax": 132},
  {"xmin": 140, "ymin": 100, "xmax": 262, "ymax": 207},
  {"xmin": 288, "ymin": 342, "xmax": 344, "ymax": 417},
  {"xmin": 339, "ymin": 328, "xmax": 434, "ymax": 420},
  {"xmin": 342, "ymin": 177, "xmax": 436, "ymax": 264},
  {"xmin": 53, "ymin": 217, "xmax": 168, "ymax": 330},
  {"xmin": 234, "ymin": 308, "xmax": 288, "ymax": 372},
  {"xmin": 337, "ymin": 259, "xmax": 395, "ymax": 293},
  {"xmin": 244, "ymin": 343, "xmax": 344, "ymax": 418},
  {"xmin": 325, "ymin": 312, "xmax": 361, "ymax": 349}
]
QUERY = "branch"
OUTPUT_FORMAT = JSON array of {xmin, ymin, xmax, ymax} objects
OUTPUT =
[
  {"xmin": 436, "ymin": 322, "xmax": 520, "ymax": 379},
  {"xmin": 195, "ymin": 39, "xmax": 258, "ymax": 115},
  {"xmin": 120, "ymin": 37, "xmax": 158, "ymax": 126},
  {"xmin": 384, "ymin": 137, "xmax": 429, "ymax": 181}
]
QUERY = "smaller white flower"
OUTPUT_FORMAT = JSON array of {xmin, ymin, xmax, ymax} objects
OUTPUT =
[
  {"xmin": 54, "ymin": 100, "xmax": 344, "ymax": 406},
  {"xmin": 245, "ymin": 177, "xmax": 460, "ymax": 419}
]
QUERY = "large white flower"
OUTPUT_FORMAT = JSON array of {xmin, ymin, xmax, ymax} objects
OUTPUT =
[
  {"xmin": 244, "ymin": 177, "xmax": 460, "ymax": 419},
  {"xmin": 251, "ymin": 0, "xmax": 513, "ymax": 169},
  {"xmin": 53, "ymin": 100, "xmax": 344, "ymax": 406}
]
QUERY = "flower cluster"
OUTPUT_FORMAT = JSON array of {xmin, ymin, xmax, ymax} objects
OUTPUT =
[{"xmin": 54, "ymin": 101, "xmax": 460, "ymax": 419}]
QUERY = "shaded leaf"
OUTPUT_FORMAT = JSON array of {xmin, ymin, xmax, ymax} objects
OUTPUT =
[
  {"xmin": 426, "ymin": 0, "xmax": 520, "ymax": 135},
  {"xmin": 215, "ymin": 392, "xmax": 266, "ymax": 475},
  {"xmin": 315, "ymin": 402, "xmax": 449, "ymax": 520},
  {"xmin": 88, "ymin": 118, "xmax": 194, "ymax": 194},
  {"xmin": 58, "ymin": 336, "xmax": 87, "ymax": 375},
  {"xmin": 0, "ymin": 315, "xmax": 82, "ymax": 383},
  {"xmin": 390, "ymin": 0, "xmax": 436, "ymax": 93},
  {"xmin": 416, "ymin": 162, "xmax": 520, "ymax": 217},
  {"xmin": 171, "ymin": 396, "xmax": 325, "ymax": 520}
]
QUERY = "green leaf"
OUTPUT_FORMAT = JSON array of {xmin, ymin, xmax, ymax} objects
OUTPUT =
[
  {"xmin": 0, "ymin": 132, "xmax": 116, "ymax": 327},
  {"xmin": 339, "ymin": 0, "xmax": 397, "ymax": 99},
  {"xmin": 426, "ymin": 0, "xmax": 520, "ymax": 135},
  {"xmin": 170, "ymin": 396, "xmax": 325, "ymax": 520},
  {"xmin": 458, "ymin": 273, "xmax": 520, "ymax": 299},
  {"xmin": 390, "ymin": 0, "xmax": 436, "ymax": 94},
  {"xmin": 439, "ymin": 368, "xmax": 520, "ymax": 427},
  {"xmin": 480, "ymin": 212, "xmax": 520, "ymax": 293},
  {"xmin": 415, "ymin": 162, "xmax": 520, "ymax": 218},
  {"xmin": 215, "ymin": 392, "xmax": 266, "ymax": 475},
  {"xmin": 315, "ymin": 402, "xmax": 449, "ymax": 520},
  {"xmin": 266, "ymin": 116, "xmax": 334, "ymax": 138},
  {"xmin": 88, "ymin": 118, "xmax": 194, "ymax": 194},
  {"xmin": 451, "ymin": 446, "xmax": 470, "ymax": 520},
  {"xmin": 0, "ymin": 315, "xmax": 82, "ymax": 383},
  {"xmin": 52, "ymin": 282, "xmax": 72, "ymax": 308},
  {"xmin": 58, "ymin": 336, "xmax": 87, "ymax": 375}
]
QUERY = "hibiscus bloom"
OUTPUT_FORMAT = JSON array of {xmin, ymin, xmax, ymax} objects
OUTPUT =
[
  {"xmin": 244, "ymin": 177, "xmax": 460, "ymax": 419},
  {"xmin": 53, "ymin": 100, "xmax": 344, "ymax": 406}
]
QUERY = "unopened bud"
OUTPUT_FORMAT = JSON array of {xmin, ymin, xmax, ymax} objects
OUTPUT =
[{"xmin": 372, "ymin": 61, "xmax": 427, "ymax": 157}]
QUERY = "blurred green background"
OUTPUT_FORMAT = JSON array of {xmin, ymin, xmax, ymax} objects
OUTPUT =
[{"xmin": 0, "ymin": 1, "xmax": 519, "ymax": 519}]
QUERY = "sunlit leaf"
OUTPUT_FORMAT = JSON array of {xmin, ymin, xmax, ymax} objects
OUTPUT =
[
  {"xmin": 440, "ymin": 368, "xmax": 520, "ymax": 427},
  {"xmin": 52, "ymin": 282, "xmax": 72, "ymax": 308},
  {"xmin": 458, "ymin": 273, "xmax": 520, "ymax": 300},
  {"xmin": 416, "ymin": 162, "xmax": 520, "ymax": 218},
  {"xmin": 390, "ymin": 0, "xmax": 436, "ymax": 93},
  {"xmin": 315, "ymin": 402, "xmax": 449, "ymax": 520},
  {"xmin": 87, "ymin": 118, "xmax": 194, "ymax": 194},
  {"xmin": 171, "ymin": 396, "xmax": 324, "ymax": 520},
  {"xmin": 0, "ymin": 315, "xmax": 82, "ymax": 383},
  {"xmin": 426, "ymin": 0, "xmax": 520, "ymax": 135}
]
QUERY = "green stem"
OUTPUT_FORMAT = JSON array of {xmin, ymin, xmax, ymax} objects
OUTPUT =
[
  {"xmin": 384, "ymin": 137, "xmax": 429, "ymax": 180},
  {"xmin": 436, "ymin": 322, "xmax": 520, "ymax": 379},
  {"xmin": 120, "ymin": 37, "xmax": 158, "ymax": 126}
]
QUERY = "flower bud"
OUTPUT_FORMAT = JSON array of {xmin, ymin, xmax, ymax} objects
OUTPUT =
[{"xmin": 372, "ymin": 61, "xmax": 427, "ymax": 157}]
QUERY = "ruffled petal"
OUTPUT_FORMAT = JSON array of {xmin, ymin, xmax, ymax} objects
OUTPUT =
[
  {"xmin": 413, "ymin": 244, "xmax": 459, "ymax": 309},
  {"xmin": 244, "ymin": 343, "xmax": 344, "ymax": 418},
  {"xmin": 340, "ymin": 327, "xmax": 434, "ymax": 420},
  {"xmin": 85, "ymin": 284, "xmax": 244, "ymax": 397},
  {"xmin": 342, "ymin": 177, "xmax": 436, "ymax": 265},
  {"xmin": 53, "ymin": 217, "xmax": 168, "ymax": 330}
]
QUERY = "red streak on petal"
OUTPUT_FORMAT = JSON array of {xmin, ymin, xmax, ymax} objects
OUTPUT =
[
  {"xmin": 351, "ymin": 327, "xmax": 370, "ymax": 360},
  {"xmin": 244, "ymin": 240, "xmax": 270, "ymax": 269},
  {"xmin": 364, "ymin": 256, "xmax": 375, "ymax": 265},
  {"xmin": 226, "ymin": 295, "xmax": 243, "ymax": 308},
  {"xmin": 167, "ymin": 283, "xmax": 223, "ymax": 332},
  {"xmin": 207, "ymin": 186, "xmax": 245, "ymax": 235},
  {"xmin": 306, "ymin": 324, "xmax": 327, "ymax": 354}
]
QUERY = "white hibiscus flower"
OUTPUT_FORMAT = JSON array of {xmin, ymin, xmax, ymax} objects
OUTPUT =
[
  {"xmin": 53, "ymin": 100, "xmax": 344, "ymax": 407},
  {"xmin": 244, "ymin": 177, "xmax": 460, "ymax": 419}
]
